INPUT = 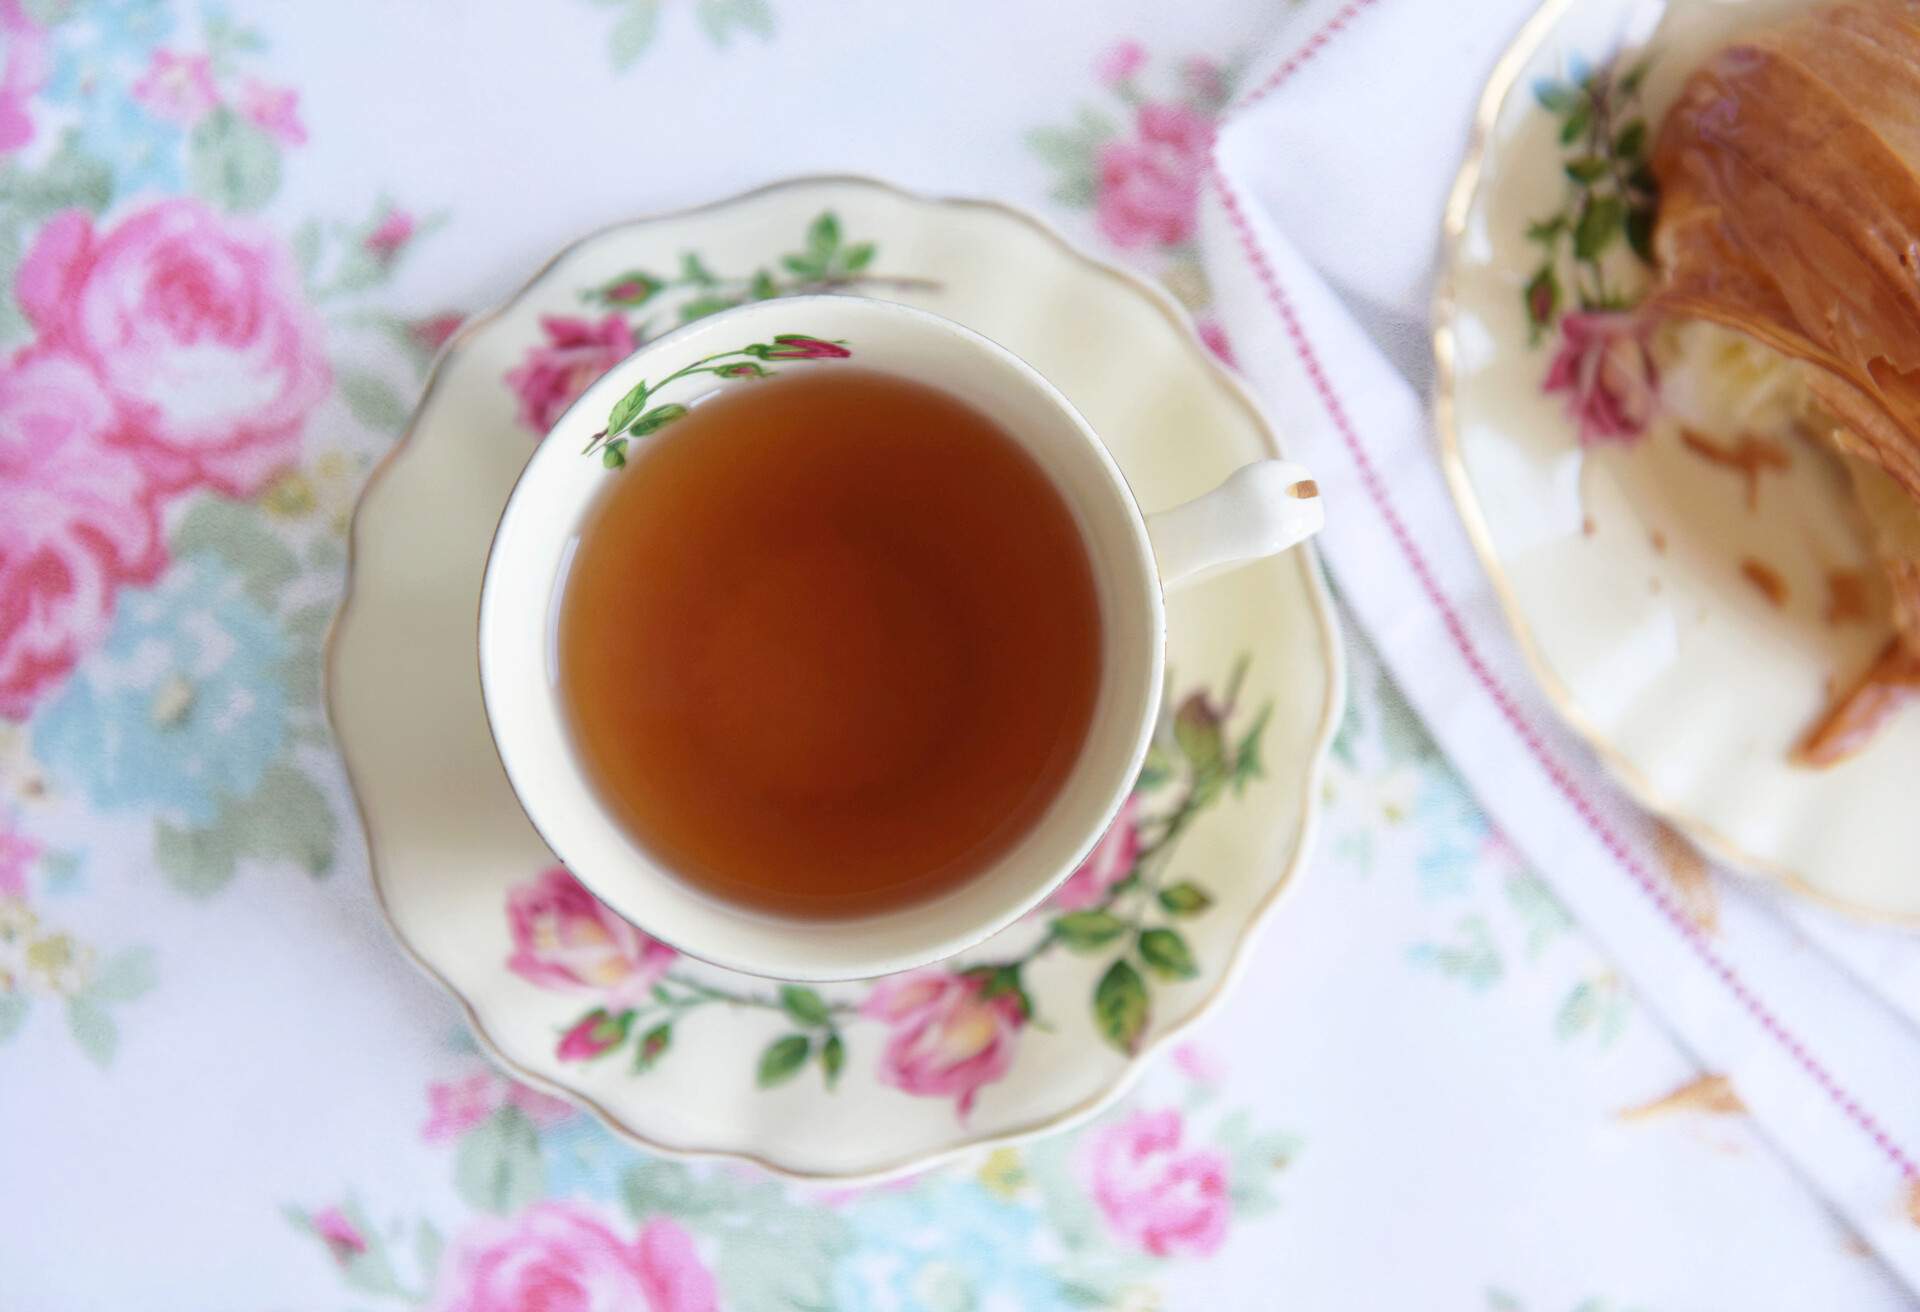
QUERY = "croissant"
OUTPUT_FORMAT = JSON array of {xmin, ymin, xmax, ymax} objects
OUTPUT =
[{"xmin": 1650, "ymin": 0, "xmax": 1920, "ymax": 763}]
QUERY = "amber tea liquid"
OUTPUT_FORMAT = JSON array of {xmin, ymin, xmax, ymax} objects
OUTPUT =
[{"xmin": 556, "ymin": 367, "xmax": 1102, "ymax": 919}]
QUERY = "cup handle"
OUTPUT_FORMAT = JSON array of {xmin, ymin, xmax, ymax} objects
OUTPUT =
[{"xmin": 1144, "ymin": 460, "xmax": 1324, "ymax": 592}]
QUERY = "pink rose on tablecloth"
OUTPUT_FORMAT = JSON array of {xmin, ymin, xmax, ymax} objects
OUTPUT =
[
  {"xmin": 364, "ymin": 208, "xmax": 415, "ymax": 261},
  {"xmin": 130, "ymin": 50, "xmax": 219, "ymax": 124},
  {"xmin": 430, "ymin": 1204, "xmax": 717, "ymax": 1312},
  {"xmin": 1096, "ymin": 39, "xmax": 1146, "ymax": 86},
  {"xmin": 1084, "ymin": 1108, "xmax": 1231, "ymax": 1257},
  {"xmin": 0, "ymin": 828, "xmax": 38, "ymax": 897},
  {"xmin": 423, "ymin": 1071, "xmax": 575, "ymax": 1141},
  {"xmin": 312, "ymin": 1206, "xmax": 368, "ymax": 1265},
  {"xmin": 506, "ymin": 866, "xmax": 676, "ymax": 1006},
  {"xmin": 504, "ymin": 314, "xmax": 637, "ymax": 435},
  {"xmin": 1541, "ymin": 309, "xmax": 1659, "ymax": 447},
  {"xmin": 861, "ymin": 970, "xmax": 1025, "ymax": 1117},
  {"xmin": 236, "ymin": 76, "xmax": 307, "ymax": 145},
  {"xmin": 0, "ymin": 350, "xmax": 167, "ymax": 721},
  {"xmin": 1095, "ymin": 102, "xmax": 1214, "ymax": 250},
  {"xmin": 17, "ymin": 200, "xmax": 331, "ymax": 497},
  {"xmin": 237, "ymin": 77, "xmax": 307, "ymax": 145},
  {"xmin": 1052, "ymin": 793, "xmax": 1140, "ymax": 910},
  {"xmin": 0, "ymin": 0, "xmax": 48, "ymax": 154}
]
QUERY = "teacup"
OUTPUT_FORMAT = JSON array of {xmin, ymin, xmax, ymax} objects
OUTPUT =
[{"xmin": 479, "ymin": 295, "xmax": 1322, "ymax": 980}]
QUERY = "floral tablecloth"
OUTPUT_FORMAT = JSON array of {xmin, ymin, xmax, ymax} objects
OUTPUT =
[{"xmin": 1, "ymin": 1, "xmax": 1913, "ymax": 1308}]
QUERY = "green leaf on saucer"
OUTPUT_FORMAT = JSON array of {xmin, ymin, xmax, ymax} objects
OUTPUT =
[
  {"xmin": 1157, "ymin": 882, "xmax": 1214, "ymax": 917},
  {"xmin": 779, "ymin": 985, "xmax": 831, "ymax": 1027},
  {"xmin": 635, "ymin": 1021, "xmax": 672, "ymax": 1071},
  {"xmin": 1052, "ymin": 910, "xmax": 1128, "ymax": 951},
  {"xmin": 1614, "ymin": 118, "xmax": 1647, "ymax": 159},
  {"xmin": 1573, "ymin": 195, "xmax": 1623, "ymax": 261},
  {"xmin": 807, "ymin": 212, "xmax": 840, "ymax": 258},
  {"xmin": 679, "ymin": 294, "xmax": 740, "ymax": 323},
  {"xmin": 1231, "ymin": 703, "xmax": 1274, "ymax": 796},
  {"xmin": 1093, "ymin": 959, "xmax": 1148, "ymax": 1054},
  {"xmin": 1174, "ymin": 692, "xmax": 1225, "ymax": 773},
  {"xmin": 840, "ymin": 242, "xmax": 875, "ymax": 274},
  {"xmin": 757, "ymin": 1034, "xmax": 811, "ymax": 1087},
  {"xmin": 1139, "ymin": 928, "xmax": 1199, "ymax": 981}
]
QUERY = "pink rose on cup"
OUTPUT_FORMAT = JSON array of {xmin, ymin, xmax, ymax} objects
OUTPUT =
[
  {"xmin": 17, "ymin": 200, "xmax": 331, "ymax": 497},
  {"xmin": 130, "ymin": 50, "xmax": 218, "ymax": 124},
  {"xmin": 1541, "ymin": 309, "xmax": 1659, "ymax": 447},
  {"xmin": 505, "ymin": 313, "xmax": 637, "ymax": 435},
  {"xmin": 1051, "ymin": 793, "xmax": 1140, "ymax": 910},
  {"xmin": 0, "ymin": 350, "xmax": 167, "ymax": 720},
  {"xmin": 311, "ymin": 1206, "xmax": 368, "ymax": 1265},
  {"xmin": 506, "ymin": 865, "xmax": 676, "ymax": 1006},
  {"xmin": 0, "ymin": 0, "xmax": 49, "ymax": 154},
  {"xmin": 1095, "ymin": 103, "xmax": 1215, "ymax": 250},
  {"xmin": 758, "ymin": 334, "xmax": 850, "ymax": 360},
  {"xmin": 430, "ymin": 1204, "xmax": 717, "ymax": 1312},
  {"xmin": 861, "ymin": 970, "xmax": 1026, "ymax": 1117},
  {"xmin": 1084, "ymin": 1108, "xmax": 1231, "ymax": 1257}
]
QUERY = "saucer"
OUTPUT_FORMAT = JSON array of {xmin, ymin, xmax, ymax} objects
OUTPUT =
[
  {"xmin": 1435, "ymin": 0, "xmax": 1920, "ymax": 921},
  {"xmin": 327, "ymin": 176, "xmax": 1343, "ymax": 1178}
]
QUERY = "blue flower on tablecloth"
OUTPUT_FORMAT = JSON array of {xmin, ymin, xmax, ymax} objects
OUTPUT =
[
  {"xmin": 833, "ymin": 1179, "xmax": 1073, "ymax": 1312},
  {"xmin": 1412, "ymin": 764, "xmax": 1489, "ymax": 899},
  {"xmin": 43, "ymin": 0, "xmax": 175, "ymax": 104},
  {"xmin": 537, "ymin": 1112, "xmax": 632, "ymax": 1202},
  {"xmin": 32, "ymin": 553, "xmax": 287, "ymax": 826}
]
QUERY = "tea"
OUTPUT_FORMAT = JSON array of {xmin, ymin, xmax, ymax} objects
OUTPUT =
[{"xmin": 556, "ymin": 367, "xmax": 1103, "ymax": 919}]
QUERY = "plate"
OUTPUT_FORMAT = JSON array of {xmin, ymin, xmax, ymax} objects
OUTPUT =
[
  {"xmin": 327, "ymin": 176, "xmax": 1343, "ymax": 1178},
  {"xmin": 1434, "ymin": 0, "xmax": 1920, "ymax": 920}
]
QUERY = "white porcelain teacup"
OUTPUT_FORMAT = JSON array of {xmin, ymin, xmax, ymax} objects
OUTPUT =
[{"xmin": 480, "ymin": 295, "xmax": 1322, "ymax": 980}]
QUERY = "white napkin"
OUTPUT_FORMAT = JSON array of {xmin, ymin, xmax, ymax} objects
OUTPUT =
[{"xmin": 1203, "ymin": 0, "xmax": 1920, "ymax": 1291}]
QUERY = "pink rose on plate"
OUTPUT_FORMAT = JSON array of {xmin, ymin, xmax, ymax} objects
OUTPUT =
[
  {"xmin": 431, "ymin": 1204, "xmax": 717, "ymax": 1312},
  {"xmin": 18, "ymin": 200, "xmax": 331, "ymax": 497},
  {"xmin": 1052, "ymin": 793, "xmax": 1140, "ymax": 910},
  {"xmin": 131, "ymin": 50, "xmax": 218, "ymax": 124},
  {"xmin": 0, "ymin": 0, "xmax": 48, "ymax": 154},
  {"xmin": 236, "ymin": 77, "xmax": 306, "ymax": 146},
  {"xmin": 1541, "ymin": 309, "xmax": 1659, "ymax": 447},
  {"xmin": 0, "ymin": 350, "xmax": 167, "ymax": 720},
  {"xmin": 504, "ymin": 314, "xmax": 637, "ymax": 435},
  {"xmin": 1095, "ymin": 102, "xmax": 1215, "ymax": 250},
  {"xmin": 861, "ymin": 970, "xmax": 1025, "ymax": 1117},
  {"xmin": 1085, "ymin": 1108, "xmax": 1231, "ymax": 1258},
  {"xmin": 506, "ymin": 865, "xmax": 676, "ymax": 1006},
  {"xmin": 311, "ymin": 1206, "xmax": 368, "ymax": 1265}
]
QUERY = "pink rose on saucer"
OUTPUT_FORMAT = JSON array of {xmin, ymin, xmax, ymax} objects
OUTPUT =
[
  {"xmin": 0, "ymin": 350, "xmax": 167, "ymax": 720},
  {"xmin": 17, "ymin": 200, "xmax": 331, "ymax": 497},
  {"xmin": 556, "ymin": 1008, "xmax": 631, "ymax": 1062},
  {"xmin": 861, "ymin": 970, "xmax": 1025, "ymax": 1117},
  {"xmin": 504, "ymin": 314, "xmax": 638, "ymax": 435},
  {"xmin": 1541, "ymin": 309, "xmax": 1658, "ymax": 447},
  {"xmin": 1095, "ymin": 103, "xmax": 1214, "ymax": 250},
  {"xmin": 0, "ymin": 0, "xmax": 48, "ymax": 155},
  {"xmin": 506, "ymin": 865, "xmax": 676, "ymax": 1006},
  {"xmin": 1051, "ymin": 793, "xmax": 1140, "ymax": 910},
  {"xmin": 431, "ymin": 1204, "xmax": 717, "ymax": 1312},
  {"xmin": 1084, "ymin": 1108, "xmax": 1231, "ymax": 1257}
]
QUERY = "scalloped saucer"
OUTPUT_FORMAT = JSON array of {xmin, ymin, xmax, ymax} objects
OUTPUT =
[{"xmin": 327, "ymin": 176, "xmax": 1342, "ymax": 1179}]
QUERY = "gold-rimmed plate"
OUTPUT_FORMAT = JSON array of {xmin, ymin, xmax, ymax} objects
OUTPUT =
[{"xmin": 1434, "ymin": 0, "xmax": 1920, "ymax": 920}]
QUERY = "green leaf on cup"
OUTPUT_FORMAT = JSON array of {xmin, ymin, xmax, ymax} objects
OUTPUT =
[
  {"xmin": 607, "ymin": 380, "xmax": 650, "ymax": 435},
  {"xmin": 1139, "ymin": 928, "xmax": 1199, "ymax": 981},
  {"xmin": 807, "ymin": 211, "xmax": 840, "ymax": 258},
  {"xmin": 757, "ymin": 1034, "xmax": 812, "ymax": 1087},
  {"xmin": 1157, "ymin": 882, "xmax": 1214, "ymax": 917},
  {"xmin": 601, "ymin": 439, "xmax": 628, "ymax": 468},
  {"xmin": 629, "ymin": 403, "xmax": 688, "ymax": 437},
  {"xmin": 841, "ymin": 242, "xmax": 876, "ymax": 274},
  {"xmin": 1053, "ymin": 910, "xmax": 1129, "ymax": 951},
  {"xmin": 1094, "ymin": 959, "xmax": 1148, "ymax": 1054},
  {"xmin": 820, "ymin": 1032, "xmax": 846, "ymax": 1088},
  {"xmin": 779, "ymin": 985, "xmax": 832, "ymax": 1027}
]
